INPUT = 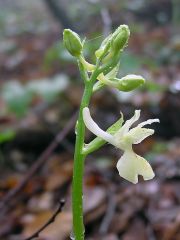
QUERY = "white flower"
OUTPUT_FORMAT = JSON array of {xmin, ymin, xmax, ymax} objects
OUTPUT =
[{"xmin": 83, "ymin": 108, "xmax": 160, "ymax": 184}]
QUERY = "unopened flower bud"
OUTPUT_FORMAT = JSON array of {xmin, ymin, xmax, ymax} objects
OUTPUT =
[
  {"xmin": 111, "ymin": 25, "xmax": 130, "ymax": 52},
  {"xmin": 109, "ymin": 74, "xmax": 145, "ymax": 91},
  {"xmin": 63, "ymin": 29, "xmax": 82, "ymax": 57},
  {"xmin": 95, "ymin": 34, "xmax": 112, "ymax": 59}
]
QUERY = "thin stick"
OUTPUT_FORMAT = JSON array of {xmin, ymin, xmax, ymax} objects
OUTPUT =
[
  {"xmin": 100, "ymin": 7, "xmax": 112, "ymax": 37},
  {"xmin": 0, "ymin": 112, "xmax": 77, "ymax": 210},
  {"xmin": 99, "ymin": 185, "xmax": 116, "ymax": 234},
  {"xmin": 24, "ymin": 199, "xmax": 65, "ymax": 240}
]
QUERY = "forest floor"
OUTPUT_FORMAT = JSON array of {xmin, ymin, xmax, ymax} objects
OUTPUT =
[{"xmin": 0, "ymin": 1, "xmax": 179, "ymax": 239}]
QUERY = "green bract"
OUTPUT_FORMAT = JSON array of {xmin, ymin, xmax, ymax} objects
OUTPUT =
[{"xmin": 63, "ymin": 29, "xmax": 82, "ymax": 57}]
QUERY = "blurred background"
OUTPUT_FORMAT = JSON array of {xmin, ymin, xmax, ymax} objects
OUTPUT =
[{"xmin": 0, "ymin": 0, "xmax": 179, "ymax": 239}]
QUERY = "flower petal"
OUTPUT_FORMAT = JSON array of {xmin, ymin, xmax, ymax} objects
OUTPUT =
[
  {"xmin": 138, "ymin": 119, "xmax": 160, "ymax": 128},
  {"xmin": 83, "ymin": 107, "xmax": 115, "ymax": 144},
  {"xmin": 116, "ymin": 150, "xmax": 155, "ymax": 184},
  {"xmin": 122, "ymin": 110, "xmax": 141, "ymax": 133},
  {"xmin": 113, "ymin": 110, "xmax": 141, "ymax": 146},
  {"xmin": 127, "ymin": 127, "xmax": 154, "ymax": 144}
]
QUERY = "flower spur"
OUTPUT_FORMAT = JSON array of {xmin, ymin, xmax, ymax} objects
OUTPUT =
[{"xmin": 83, "ymin": 108, "xmax": 160, "ymax": 184}]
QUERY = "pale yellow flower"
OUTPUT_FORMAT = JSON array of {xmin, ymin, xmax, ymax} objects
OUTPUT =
[{"xmin": 83, "ymin": 108, "xmax": 160, "ymax": 184}]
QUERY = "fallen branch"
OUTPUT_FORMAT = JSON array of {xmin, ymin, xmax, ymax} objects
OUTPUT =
[
  {"xmin": 0, "ymin": 112, "xmax": 77, "ymax": 211},
  {"xmin": 24, "ymin": 199, "xmax": 65, "ymax": 240}
]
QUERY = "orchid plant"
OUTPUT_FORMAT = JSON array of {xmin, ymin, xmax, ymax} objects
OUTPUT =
[{"xmin": 63, "ymin": 25, "xmax": 159, "ymax": 240}]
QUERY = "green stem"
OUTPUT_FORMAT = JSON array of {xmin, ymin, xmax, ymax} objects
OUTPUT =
[
  {"xmin": 72, "ymin": 56, "xmax": 118, "ymax": 239},
  {"xmin": 72, "ymin": 65, "xmax": 99, "ymax": 240}
]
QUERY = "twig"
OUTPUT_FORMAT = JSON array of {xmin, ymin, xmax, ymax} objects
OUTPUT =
[
  {"xmin": 100, "ymin": 7, "xmax": 112, "ymax": 37},
  {"xmin": 99, "ymin": 185, "xmax": 116, "ymax": 234},
  {"xmin": 44, "ymin": 0, "xmax": 78, "ymax": 32},
  {"xmin": 24, "ymin": 199, "xmax": 65, "ymax": 240},
  {"xmin": 0, "ymin": 112, "xmax": 77, "ymax": 211}
]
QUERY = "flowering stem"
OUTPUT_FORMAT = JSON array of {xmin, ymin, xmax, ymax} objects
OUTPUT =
[
  {"xmin": 72, "ymin": 54, "xmax": 122, "ymax": 239},
  {"xmin": 72, "ymin": 87, "xmax": 92, "ymax": 240},
  {"xmin": 72, "ymin": 62, "xmax": 99, "ymax": 240}
]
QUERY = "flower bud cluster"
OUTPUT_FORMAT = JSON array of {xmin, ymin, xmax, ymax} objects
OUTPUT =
[{"xmin": 63, "ymin": 25, "xmax": 145, "ymax": 92}]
